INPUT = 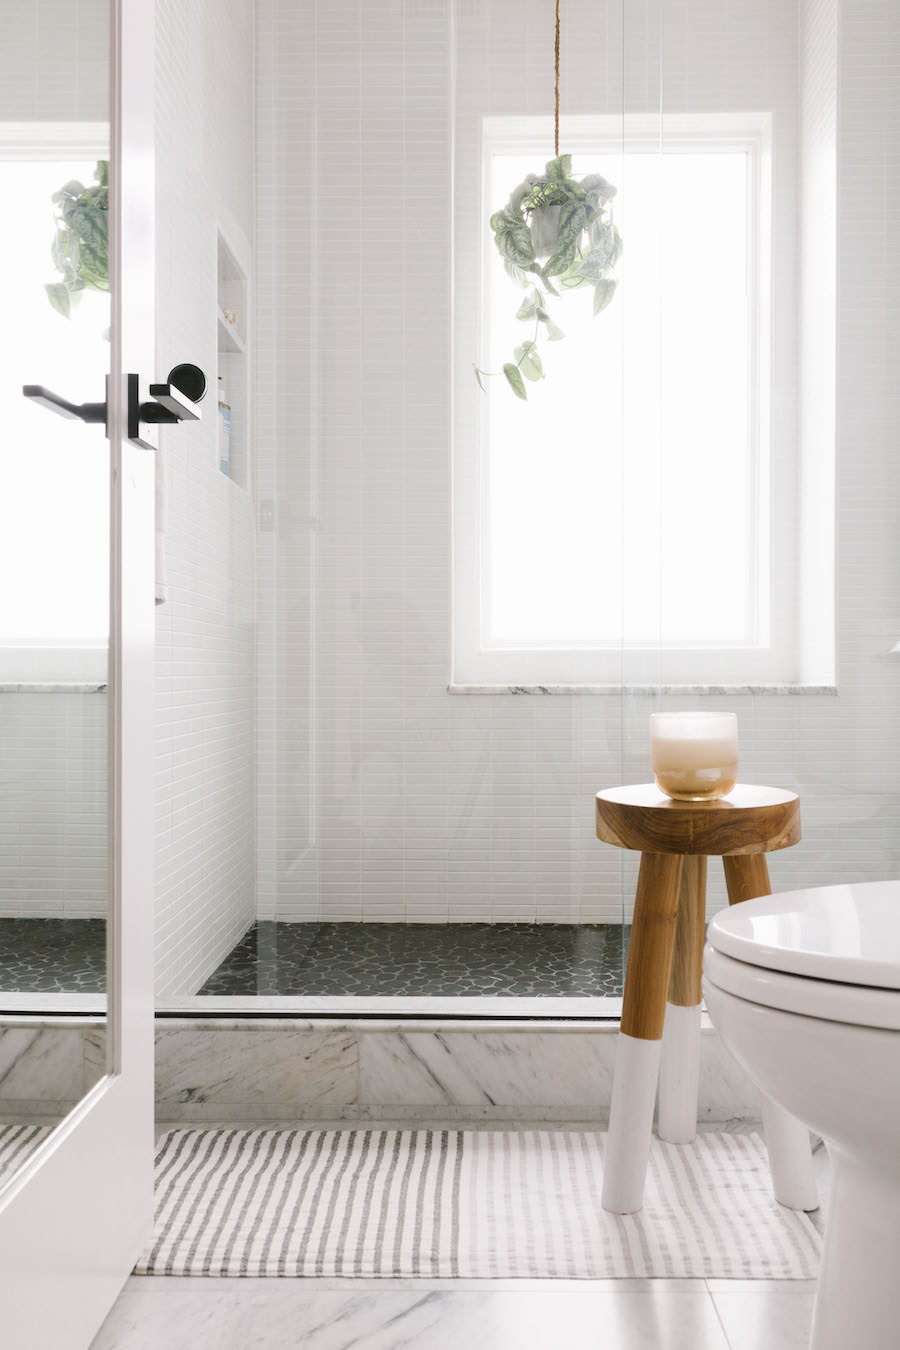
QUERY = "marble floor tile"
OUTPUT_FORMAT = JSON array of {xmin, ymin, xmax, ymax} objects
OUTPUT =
[
  {"xmin": 91, "ymin": 1281, "xmax": 733, "ymax": 1350},
  {"xmin": 710, "ymin": 1288, "xmax": 816, "ymax": 1350}
]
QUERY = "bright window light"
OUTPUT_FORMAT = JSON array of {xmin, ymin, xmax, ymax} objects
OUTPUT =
[
  {"xmin": 0, "ymin": 158, "xmax": 110, "ymax": 677},
  {"xmin": 485, "ymin": 146, "xmax": 757, "ymax": 651}
]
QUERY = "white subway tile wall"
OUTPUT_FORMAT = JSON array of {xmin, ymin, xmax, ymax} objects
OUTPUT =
[
  {"xmin": 0, "ymin": 0, "xmax": 108, "ymax": 123},
  {"xmin": 153, "ymin": 0, "xmax": 257, "ymax": 994},
  {"xmin": 0, "ymin": 694, "xmax": 107, "ymax": 918},
  {"xmin": 253, "ymin": 0, "xmax": 900, "ymax": 934}
]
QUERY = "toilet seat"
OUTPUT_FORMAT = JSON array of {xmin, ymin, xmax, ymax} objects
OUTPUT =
[
  {"xmin": 703, "ymin": 945, "xmax": 900, "ymax": 1031},
  {"xmin": 704, "ymin": 878, "xmax": 900, "ymax": 1032}
]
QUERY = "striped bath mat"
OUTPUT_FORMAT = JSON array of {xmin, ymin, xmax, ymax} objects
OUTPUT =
[
  {"xmin": 0, "ymin": 1123, "xmax": 52, "ymax": 1187},
  {"xmin": 136, "ymin": 1127, "xmax": 821, "ymax": 1279}
]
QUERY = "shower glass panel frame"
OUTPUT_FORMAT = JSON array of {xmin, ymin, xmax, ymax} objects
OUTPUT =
[
  {"xmin": 155, "ymin": 0, "xmax": 644, "ymax": 1017},
  {"xmin": 161, "ymin": 0, "xmax": 896, "ymax": 1029}
]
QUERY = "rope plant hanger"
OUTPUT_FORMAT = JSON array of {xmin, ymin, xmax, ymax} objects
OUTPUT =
[{"xmin": 475, "ymin": 0, "xmax": 621, "ymax": 400}]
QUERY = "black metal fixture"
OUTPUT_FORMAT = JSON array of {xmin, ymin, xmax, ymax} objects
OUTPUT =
[
  {"xmin": 21, "ymin": 386, "xmax": 107, "ymax": 424},
  {"xmin": 23, "ymin": 364, "xmax": 207, "ymax": 438}
]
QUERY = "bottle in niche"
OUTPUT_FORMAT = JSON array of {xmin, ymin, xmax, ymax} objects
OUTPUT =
[{"xmin": 217, "ymin": 374, "xmax": 231, "ymax": 476}]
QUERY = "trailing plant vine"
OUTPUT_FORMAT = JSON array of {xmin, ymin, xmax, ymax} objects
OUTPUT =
[
  {"xmin": 474, "ymin": 154, "xmax": 621, "ymax": 400},
  {"xmin": 474, "ymin": 1, "xmax": 621, "ymax": 399},
  {"xmin": 45, "ymin": 160, "xmax": 109, "ymax": 319}
]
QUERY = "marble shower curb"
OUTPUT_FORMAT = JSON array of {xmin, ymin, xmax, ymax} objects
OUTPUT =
[{"xmin": 154, "ymin": 1016, "xmax": 762, "ymax": 1125}]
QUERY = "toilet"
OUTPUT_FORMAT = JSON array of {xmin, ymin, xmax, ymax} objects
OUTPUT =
[{"xmin": 702, "ymin": 878, "xmax": 900, "ymax": 1350}]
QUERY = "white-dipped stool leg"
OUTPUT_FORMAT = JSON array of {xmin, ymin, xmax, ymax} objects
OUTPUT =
[
  {"xmin": 601, "ymin": 1033, "xmax": 662, "ymax": 1214},
  {"xmin": 761, "ymin": 1095, "xmax": 819, "ymax": 1211},
  {"xmin": 658, "ymin": 1002, "xmax": 702, "ymax": 1144}
]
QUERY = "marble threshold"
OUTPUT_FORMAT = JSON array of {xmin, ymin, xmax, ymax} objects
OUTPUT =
[
  {"xmin": 154, "ymin": 1012, "xmax": 760, "ymax": 1124},
  {"xmin": 1, "ymin": 993, "xmax": 622, "ymax": 1019},
  {"xmin": 155, "ymin": 995, "xmax": 624, "ymax": 1019}
]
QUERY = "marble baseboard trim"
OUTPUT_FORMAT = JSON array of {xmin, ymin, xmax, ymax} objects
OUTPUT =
[
  {"xmin": 154, "ymin": 1027, "xmax": 358, "ymax": 1112},
  {"xmin": 154, "ymin": 1018, "xmax": 761, "ymax": 1125},
  {"xmin": 0, "ymin": 1026, "xmax": 87, "ymax": 1102},
  {"xmin": 0, "ymin": 1099, "xmax": 81, "ymax": 1121},
  {"xmin": 157, "ymin": 1103, "xmax": 361, "ymax": 1124}
]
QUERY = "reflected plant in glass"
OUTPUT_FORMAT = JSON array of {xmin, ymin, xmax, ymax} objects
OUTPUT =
[{"xmin": 45, "ymin": 160, "xmax": 109, "ymax": 319}]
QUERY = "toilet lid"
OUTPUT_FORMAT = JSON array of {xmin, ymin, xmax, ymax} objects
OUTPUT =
[{"xmin": 706, "ymin": 879, "xmax": 900, "ymax": 990}]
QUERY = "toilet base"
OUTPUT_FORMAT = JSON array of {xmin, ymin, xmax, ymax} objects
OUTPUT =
[{"xmin": 811, "ymin": 1149, "xmax": 900, "ymax": 1350}]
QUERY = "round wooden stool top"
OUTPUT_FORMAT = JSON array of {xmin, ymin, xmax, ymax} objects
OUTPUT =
[{"xmin": 595, "ymin": 783, "xmax": 800, "ymax": 857}]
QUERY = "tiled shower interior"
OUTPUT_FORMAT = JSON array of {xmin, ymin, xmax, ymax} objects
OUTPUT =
[
  {"xmin": 0, "ymin": 919, "xmax": 627, "ymax": 997},
  {"xmin": 2, "ymin": 0, "xmax": 900, "ymax": 1014}
]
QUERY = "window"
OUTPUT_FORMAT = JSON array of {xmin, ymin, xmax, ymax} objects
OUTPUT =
[
  {"xmin": 0, "ymin": 128, "xmax": 110, "ymax": 683},
  {"xmin": 453, "ymin": 115, "xmax": 793, "ymax": 688}
]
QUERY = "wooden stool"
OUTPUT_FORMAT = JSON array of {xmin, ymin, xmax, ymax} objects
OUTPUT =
[{"xmin": 595, "ymin": 783, "xmax": 818, "ymax": 1215}]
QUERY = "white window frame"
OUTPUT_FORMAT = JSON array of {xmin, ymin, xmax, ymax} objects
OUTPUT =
[
  {"xmin": 451, "ymin": 112, "xmax": 803, "ymax": 690},
  {"xmin": 0, "ymin": 123, "xmax": 110, "ymax": 687}
]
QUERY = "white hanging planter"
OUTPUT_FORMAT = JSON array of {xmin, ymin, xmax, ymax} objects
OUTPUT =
[
  {"xmin": 529, "ymin": 203, "xmax": 563, "ymax": 260},
  {"xmin": 478, "ymin": 155, "xmax": 621, "ymax": 401}
]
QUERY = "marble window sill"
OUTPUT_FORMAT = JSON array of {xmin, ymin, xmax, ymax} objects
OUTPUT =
[
  {"xmin": 447, "ymin": 683, "xmax": 838, "ymax": 696},
  {"xmin": 0, "ymin": 683, "xmax": 107, "ymax": 693}
]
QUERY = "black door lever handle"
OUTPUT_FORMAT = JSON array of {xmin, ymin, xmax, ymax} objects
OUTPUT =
[
  {"xmin": 22, "ymin": 385, "xmax": 107, "ymax": 424},
  {"xmin": 25, "ymin": 364, "xmax": 206, "ymax": 443},
  {"xmin": 141, "ymin": 382, "xmax": 202, "ymax": 423},
  {"xmin": 130, "ymin": 364, "xmax": 206, "ymax": 437}
]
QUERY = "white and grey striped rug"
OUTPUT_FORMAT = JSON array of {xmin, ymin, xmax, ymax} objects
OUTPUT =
[
  {"xmin": 0, "ymin": 1123, "xmax": 53, "ymax": 1187},
  {"xmin": 136, "ymin": 1127, "xmax": 821, "ymax": 1279}
]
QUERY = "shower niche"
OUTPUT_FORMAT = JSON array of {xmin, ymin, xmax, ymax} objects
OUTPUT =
[{"xmin": 216, "ymin": 226, "xmax": 250, "ymax": 489}]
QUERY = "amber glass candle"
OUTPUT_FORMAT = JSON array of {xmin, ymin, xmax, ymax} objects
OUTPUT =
[{"xmin": 650, "ymin": 711, "xmax": 738, "ymax": 801}]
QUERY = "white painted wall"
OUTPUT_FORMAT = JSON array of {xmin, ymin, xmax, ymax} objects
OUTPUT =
[{"xmin": 254, "ymin": 0, "xmax": 900, "ymax": 929}]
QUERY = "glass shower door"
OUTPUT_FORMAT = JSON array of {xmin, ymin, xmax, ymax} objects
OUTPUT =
[{"xmin": 0, "ymin": 3, "xmax": 156, "ymax": 1344}]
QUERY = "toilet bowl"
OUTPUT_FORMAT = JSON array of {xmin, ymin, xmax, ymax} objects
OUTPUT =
[{"xmin": 702, "ymin": 879, "xmax": 900, "ymax": 1350}]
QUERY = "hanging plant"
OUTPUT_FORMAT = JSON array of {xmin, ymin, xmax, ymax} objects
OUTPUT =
[
  {"xmin": 476, "ymin": 156, "xmax": 620, "ymax": 400},
  {"xmin": 474, "ymin": 3, "xmax": 621, "ymax": 400},
  {"xmin": 45, "ymin": 160, "xmax": 109, "ymax": 319}
]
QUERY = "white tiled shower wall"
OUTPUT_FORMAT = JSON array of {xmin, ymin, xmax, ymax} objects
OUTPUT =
[
  {"xmin": 0, "ymin": 1, "xmax": 258, "ymax": 972},
  {"xmin": 0, "ymin": 694, "xmax": 107, "ymax": 918},
  {"xmin": 254, "ymin": 0, "xmax": 900, "ymax": 929},
  {"xmin": 153, "ymin": 0, "xmax": 256, "ymax": 995},
  {"xmin": 253, "ymin": 0, "xmax": 900, "ymax": 928},
  {"xmin": 4, "ymin": 0, "xmax": 899, "ymax": 979}
]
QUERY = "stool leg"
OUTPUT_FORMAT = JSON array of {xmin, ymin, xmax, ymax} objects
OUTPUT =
[
  {"xmin": 722, "ymin": 854, "xmax": 819, "ymax": 1212},
  {"xmin": 602, "ymin": 852, "xmax": 683, "ymax": 1215},
  {"xmin": 658, "ymin": 856, "xmax": 706, "ymax": 1144}
]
